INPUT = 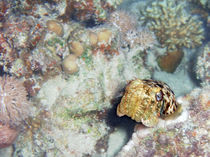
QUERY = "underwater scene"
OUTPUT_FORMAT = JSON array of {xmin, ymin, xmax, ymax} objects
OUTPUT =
[{"xmin": 0, "ymin": 0, "xmax": 209, "ymax": 156}]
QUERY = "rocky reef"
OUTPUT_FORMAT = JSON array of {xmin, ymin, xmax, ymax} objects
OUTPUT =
[
  {"xmin": 63, "ymin": 0, "xmax": 122, "ymax": 24},
  {"xmin": 196, "ymin": 42, "xmax": 210, "ymax": 87},
  {"xmin": 117, "ymin": 86, "xmax": 210, "ymax": 157},
  {"xmin": 130, "ymin": 0, "xmax": 207, "ymax": 73},
  {"xmin": 0, "ymin": 0, "xmax": 155, "ymax": 156},
  {"xmin": 12, "ymin": 46, "xmax": 151, "ymax": 156},
  {"xmin": 0, "ymin": 0, "xmax": 209, "ymax": 156}
]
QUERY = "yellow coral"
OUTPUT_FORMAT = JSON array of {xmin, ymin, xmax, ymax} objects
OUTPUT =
[
  {"xmin": 97, "ymin": 29, "xmax": 112, "ymax": 44},
  {"xmin": 46, "ymin": 20, "xmax": 63, "ymax": 36},
  {"xmin": 70, "ymin": 41, "xmax": 84, "ymax": 57}
]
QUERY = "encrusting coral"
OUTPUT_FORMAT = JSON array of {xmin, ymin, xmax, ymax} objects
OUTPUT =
[{"xmin": 140, "ymin": 0, "xmax": 204, "ymax": 51}]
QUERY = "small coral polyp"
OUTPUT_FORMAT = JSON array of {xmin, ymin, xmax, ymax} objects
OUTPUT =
[
  {"xmin": 0, "ymin": 76, "xmax": 30, "ymax": 127},
  {"xmin": 141, "ymin": 0, "xmax": 204, "ymax": 51}
]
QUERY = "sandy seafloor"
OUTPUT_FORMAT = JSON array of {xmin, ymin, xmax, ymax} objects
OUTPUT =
[{"xmin": 0, "ymin": 0, "xmax": 209, "ymax": 156}]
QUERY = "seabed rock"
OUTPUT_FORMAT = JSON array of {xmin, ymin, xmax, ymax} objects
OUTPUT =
[{"xmin": 117, "ymin": 86, "xmax": 210, "ymax": 157}]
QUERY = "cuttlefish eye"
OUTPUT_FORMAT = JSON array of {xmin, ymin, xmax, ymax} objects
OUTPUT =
[
  {"xmin": 155, "ymin": 91, "xmax": 163, "ymax": 101},
  {"xmin": 117, "ymin": 79, "xmax": 179, "ymax": 127}
]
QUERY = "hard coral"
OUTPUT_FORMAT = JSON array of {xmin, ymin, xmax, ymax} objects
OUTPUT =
[
  {"xmin": 0, "ymin": 1, "xmax": 8, "ymax": 24},
  {"xmin": 189, "ymin": 0, "xmax": 210, "ymax": 9},
  {"xmin": 141, "ymin": 0, "xmax": 204, "ymax": 51},
  {"xmin": 66, "ymin": 0, "xmax": 122, "ymax": 24},
  {"xmin": 0, "ymin": 76, "xmax": 30, "ymax": 127},
  {"xmin": 108, "ymin": 10, "xmax": 137, "ymax": 33},
  {"xmin": 157, "ymin": 50, "xmax": 184, "ymax": 73},
  {"xmin": 68, "ymin": 25, "xmax": 119, "ymax": 56},
  {"xmin": 0, "ymin": 32, "xmax": 16, "ymax": 72},
  {"xmin": 62, "ymin": 54, "xmax": 79, "ymax": 74},
  {"xmin": 196, "ymin": 42, "xmax": 210, "ymax": 86},
  {"xmin": 46, "ymin": 20, "xmax": 63, "ymax": 37},
  {"xmin": 4, "ymin": 16, "xmax": 44, "ymax": 50},
  {"xmin": 123, "ymin": 28, "xmax": 156, "ymax": 50},
  {"xmin": 108, "ymin": 10, "xmax": 156, "ymax": 50}
]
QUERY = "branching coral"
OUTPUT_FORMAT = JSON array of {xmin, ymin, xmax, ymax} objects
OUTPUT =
[{"xmin": 140, "ymin": 0, "xmax": 204, "ymax": 51}]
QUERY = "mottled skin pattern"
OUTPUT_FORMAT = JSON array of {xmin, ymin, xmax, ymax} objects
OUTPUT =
[{"xmin": 117, "ymin": 79, "xmax": 178, "ymax": 127}]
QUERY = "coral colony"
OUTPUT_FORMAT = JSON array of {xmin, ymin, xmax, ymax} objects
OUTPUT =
[
  {"xmin": 0, "ymin": 0, "xmax": 209, "ymax": 156},
  {"xmin": 140, "ymin": 0, "xmax": 204, "ymax": 51},
  {"xmin": 0, "ymin": 77, "xmax": 30, "ymax": 148}
]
